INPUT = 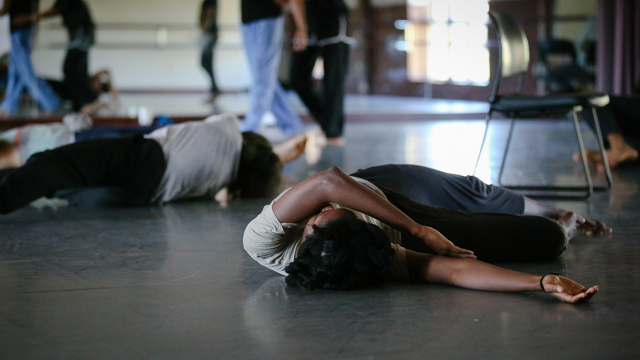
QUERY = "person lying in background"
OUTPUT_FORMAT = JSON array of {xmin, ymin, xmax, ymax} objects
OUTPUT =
[
  {"xmin": 244, "ymin": 165, "xmax": 608, "ymax": 303},
  {"xmin": 0, "ymin": 113, "xmax": 168, "ymax": 169},
  {"xmin": 0, "ymin": 113, "xmax": 307, "ymax": 213}
]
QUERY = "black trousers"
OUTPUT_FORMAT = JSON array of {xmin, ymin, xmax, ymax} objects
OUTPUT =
[
  {"xmin": 201, "ymin": 30, "xmax": 220, "ymax": 94},
  {"xmin": 581, "ymin": 95, "xmax": 640, "ymax": 150},
  {"xmin": 63, "ymin": 48, "xmax": 98, "ymax": 111},
  {"xmin": 352, "ymin": 165, "xmax": 567, "ymax": 262},
  {"xmin": 0, "ymin": 136, "xmax": 166, "ymax": 214},
  {"xmin": 290, "ymin": 42, "xmax": 350, "ymax": 138}
]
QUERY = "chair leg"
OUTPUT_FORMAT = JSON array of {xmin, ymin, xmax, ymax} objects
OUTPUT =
[
  {"xmin": 591, "ymin": 107, "xmax": 613, "ymax": 188},
  {"xmin": 496, "ymin": 117, "xmax": 516, "ymax": 187},
  {"xmin": 499, "ymin": 112, "xmax": 593, "ymax": 198},
  {"xmin": 571, "ymin": 108, "xmax": 594, "ymax": 196},
  {"xmin": 473, "ymin": 112, "xmax": 493, "ymax": 176}
]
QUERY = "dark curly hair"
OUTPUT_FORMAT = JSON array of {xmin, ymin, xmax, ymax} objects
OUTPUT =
[
  {"xmin": 228, "ymin": 132, "xmax": 283, "ymax": 198},
  {"xmin": 285, "ymin": 216, "xmax": 395, "ymax": 290}
]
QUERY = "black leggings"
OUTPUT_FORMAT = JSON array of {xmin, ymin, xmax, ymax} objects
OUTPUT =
[
  {"xmin": 0, "ymin": 135, "xmax": 166, "ymax": 214},
  {"xmin": 351, "ymin": 165, "xmax": 566, "ymax": 262}
]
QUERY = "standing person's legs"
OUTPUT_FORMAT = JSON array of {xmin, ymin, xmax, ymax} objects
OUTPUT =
[
  {"xmin": 289, "ymin": 45, "xmax": 325, "ymax": 128},
  {"xmin": 270, "ymin": 83, "xmax": 303, "ymax": 137},
  {"xmin": 200, "ymin": 31, "xmax": 219, "ymax": 95},
  {"xmin": 63, "ymin": 49, "xmax": 98, "ymax": 112},
  {"xmin": 0, "ymin": 29, "xmax": 60, "ymax": 114},
  {"xmin": 321, "ymin": 42, "xmax": 350, "ymax": 139},
  {"xmin": 382, "ymin": 191, "xmax": 568, "ymax": 262},
  {"xmin": 0, "ymin": 36, "xmax": 26, "ymax": 114},
  {"xmin": 240, "ymin": 17, "xmax": 302, "ymax": 136},
  {"xmin": 0, "ymin": 136, "xmax": 166, "ymax": 214}
]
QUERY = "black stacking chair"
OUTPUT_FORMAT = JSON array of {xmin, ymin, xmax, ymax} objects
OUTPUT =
[{"xmin": 473, "ymin": 11, "xmax": 612, "ymax": 198}]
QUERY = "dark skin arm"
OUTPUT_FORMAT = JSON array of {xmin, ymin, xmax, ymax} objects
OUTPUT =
[
  {"xmin": 0, "ymin": 0, "xmax": 10, "ymax": 17},
  {"xmin": 272, "ymin": 166, "xmax": 476, "ymax": 258},
  {"xmin": 273, "ymin": 0, "xmax": 307, "ymax": 51},
  {"xmin": 12, "ymin": 6, "xmax": 59, "ymax": 26},
  {"xmin": 406, "ymin": 250, "xmax": 598, "ymax": 304}
]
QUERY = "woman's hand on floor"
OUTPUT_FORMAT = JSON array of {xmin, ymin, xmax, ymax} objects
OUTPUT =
[
  {"xmin": 414, "ymin": 226, "xmax": 476, "ymax": 258},
  {"xmin": 542, "ymin": 274, "xmax": 598, "ymax": 304}
]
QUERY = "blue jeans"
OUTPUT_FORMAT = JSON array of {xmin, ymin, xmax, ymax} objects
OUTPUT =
[
  {"xmin": 240, "ymin": 16, "xmax": 302, "ymax": 137},
  {"xmin": 1, "ymin": 29, "xmax": 60, "ymax": 114}
]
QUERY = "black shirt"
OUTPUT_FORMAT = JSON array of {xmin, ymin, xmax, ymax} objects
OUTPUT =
[
  {"xmin": 241, "ymin": 0, "xmax": 281, "ymax": 24},
  {"xmin": 53, "ymin": 0, "xmax": 95, "ymax": 49},
  {"xmin": 9, "ymin": 0, "xmax": 39, "ymax": 32},
  {"xmin": 306, "ymin": 0, "xmax": 348, "ymax": 40},
  {"xmin": 201, "ymin": 0, "xmax": 217, "ymax": 33}
]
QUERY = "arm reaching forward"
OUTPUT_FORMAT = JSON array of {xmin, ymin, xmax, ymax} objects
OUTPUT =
[
  {"xmin": 272, "ymin": 166, "xmax": 476, "ymax": 258},
  {"xmin": 406, "ymin": 250, "xmax": 598, "ymax": 304}
]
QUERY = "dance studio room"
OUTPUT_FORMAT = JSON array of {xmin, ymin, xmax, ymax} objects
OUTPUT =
[{"xmin": 1, "ymin": 0, "xmax": 639, "ymax": 358}]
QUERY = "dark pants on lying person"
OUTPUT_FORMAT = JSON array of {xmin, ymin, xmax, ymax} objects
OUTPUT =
[
  {"xmin": 351, "ymin": 165, "xmax": 567, "ymax": 262},
  {"xmin": 0, "ymin": 135, "xmax": 166, "ymax": 214}
]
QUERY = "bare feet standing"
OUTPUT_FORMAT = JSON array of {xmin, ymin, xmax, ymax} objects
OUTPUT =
[
  {"xmin": 326, "ymin": 137, "xmax": 346, "ymax": 146},
  {"xmin": 574, "ymin": 133, "xmax": 639, "ymax": 171},
  {"xmin": 273, "ymin": 135, "xmax": 308, "ymax": 164}
]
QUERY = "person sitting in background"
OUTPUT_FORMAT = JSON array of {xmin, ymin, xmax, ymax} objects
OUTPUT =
[
  {"xmin": 244, "ymin": 165, "xmax": 609, "ymax": 302},
  {"xmin": 0, "ymin": 113, "xmax": 307, "ymax": 213},
  {"xmin": 45, "ymin": 69, "xmax": 118, "ymax": 114},
  {"xmin": 577, "ymin": 96, "xmax": 640, "ymax": 171}
]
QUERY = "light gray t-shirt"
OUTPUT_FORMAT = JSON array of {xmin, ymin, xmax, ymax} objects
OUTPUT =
[
  {"xmin": 147, "ymin": 113, "xmax": 242, "ymax": 203},
  {"xmin": 243, "ymin": 177, "xmax": 409, "ymax": 280}
]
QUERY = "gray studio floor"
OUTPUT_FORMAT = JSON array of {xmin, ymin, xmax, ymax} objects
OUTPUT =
[{"xmin": 1, "ymin": 113, "xmax": 640, "ymax": 359}]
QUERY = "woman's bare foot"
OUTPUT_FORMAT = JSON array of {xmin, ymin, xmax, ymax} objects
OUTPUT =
[
  {"xmin": 523, "ymin": 197, "xmax": 612, "ymax": 235},
  {"xmin": 0, "ymin": 140, "xmax": 21, "ymax": 170},
  {"xmin": 326, "ymin": 137, "xmax": 346, "ymax": 146},
  {"xmin": 80, "ymin": 99, "xmax": 108, "ymax": 115},
  {"xmin": 573, "ymin": 213, "xmax": 612, "ymax": 235},
  {"xmin": 273, "ymin": 135, "xmax": 308, "ymax": 164},
  {"xmin": 573, "ymin": 133, "xmax": 639, "ymax": 171}
]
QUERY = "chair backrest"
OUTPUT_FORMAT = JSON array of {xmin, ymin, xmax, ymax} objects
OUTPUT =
[
  {"xmin": 491, "ymin": 11, "xmax": 530, "ymax": 78},
  {"xmin": 487, "ymin": 11, "xmax": 531, "ymax": 102}
]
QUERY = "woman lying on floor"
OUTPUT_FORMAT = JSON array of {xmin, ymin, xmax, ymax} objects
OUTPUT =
[
  {"xmin": 0, "ymin": 113, "xmax": 306, "ymax": 213},
  {"xmin": 244, "ymin": 165, "xmax": 609, "ymax": 303}
]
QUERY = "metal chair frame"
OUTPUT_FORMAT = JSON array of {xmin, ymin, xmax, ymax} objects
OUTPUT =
[{"xmin": 473, "ymin": 11, "xmax": 612, "ymax": 198}]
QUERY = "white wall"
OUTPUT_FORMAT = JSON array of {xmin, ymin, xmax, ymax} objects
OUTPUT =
[{"xmin": 32, "ymin": 0, "xmax": 251, "ymax": 91}]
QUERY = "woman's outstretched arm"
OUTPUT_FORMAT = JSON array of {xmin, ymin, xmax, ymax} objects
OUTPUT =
[
  {"xmin": 272, "ymin": 166, "xmax": 476, "ymax": 258},
  {"xmin": 406, "ymin": 250, "xmax": 598, "ymax": 303}
]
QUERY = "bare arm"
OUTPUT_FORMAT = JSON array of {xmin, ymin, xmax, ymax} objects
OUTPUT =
[
  {"xmin": 272, "ymin": 167, "xmax": 475, "ymax": 258},
  {"xmin": 12, "ymin": 6, "xmax": 59, "ymax": 26},
  {"xmin": 406, "ymin": 250, "xmax": 598, "ymax": 303},
  {"xmin": 288, "ymin": 0, "xmax": 307, "ymax": 51},
  {"xmin": 0, "ymin": 0, "xmax": 10, "ymax": 16}
]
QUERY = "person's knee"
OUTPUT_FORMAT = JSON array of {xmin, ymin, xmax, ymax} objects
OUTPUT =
[{"xmin": 531, "ymin": 217, "xmax": 568, "ymax": 260}]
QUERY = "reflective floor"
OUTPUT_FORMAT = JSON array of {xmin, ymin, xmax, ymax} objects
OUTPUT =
[{"xmin": 1, "ymin": 115, "xmax": 640, "ymax": 359}]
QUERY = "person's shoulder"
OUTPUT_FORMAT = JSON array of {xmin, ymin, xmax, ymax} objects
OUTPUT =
[{"xmin": 203, "ymin": 113, "xmax": 241, "ymax": 130}]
